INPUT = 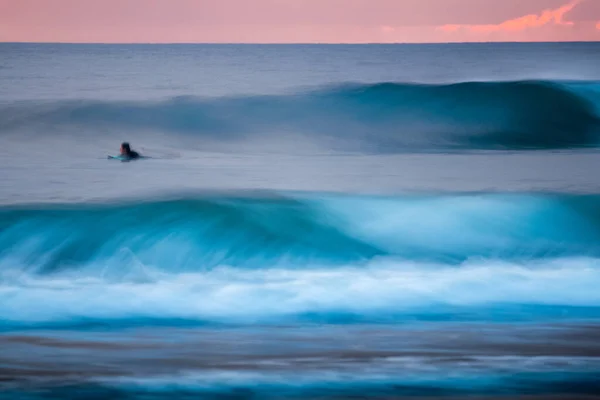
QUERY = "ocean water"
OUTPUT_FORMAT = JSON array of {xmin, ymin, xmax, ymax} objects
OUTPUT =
[{"xmin": 2, "ymin": 42, "xmax": 600, "ymax": 399}]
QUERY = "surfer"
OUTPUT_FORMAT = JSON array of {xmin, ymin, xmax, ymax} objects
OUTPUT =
[{"xmin": 120, "ymin": 142, "xmax": 140, "ymax": 160}]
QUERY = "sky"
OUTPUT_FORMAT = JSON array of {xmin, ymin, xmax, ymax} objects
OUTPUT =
[{"xmin": 1, "ymin": 0, "xmax": 600, "ymax": 43}]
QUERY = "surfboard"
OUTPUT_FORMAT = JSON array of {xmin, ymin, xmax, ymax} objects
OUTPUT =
[
  {"xmin": 108, "ymin": 155, "xmax": 129, "ymax": 161},
  {"xmin": 108, "ymin": 155, "xmax": 149, "ymax": 161}
]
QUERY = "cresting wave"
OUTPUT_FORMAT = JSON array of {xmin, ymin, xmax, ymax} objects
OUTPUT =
[
  {"xmin": 3, "ymin": 192, "xmax": 600, "ymax": 327},
  {"xmin": 3, "ymin": 192, "xmax": 600, "ymax": 273},
  {"xmin": 2, "ymin": 80, "xmax": 599, "ymax": 151}
]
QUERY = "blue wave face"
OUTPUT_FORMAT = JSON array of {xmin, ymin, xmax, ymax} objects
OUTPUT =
[
  {"xmin": 0, "ymin": 196, "xmax": 384, "ymax": 274},
  {"xmin": 2, "ymin": 80, "xmax": 599, "ymax": 151},
  {"xmin": 2, "ymin": 193, "xmax": 600, "ymax": 328},
  {"xmin": 3, "ymin": 193, "xmax": 600, "ymax": 273}
]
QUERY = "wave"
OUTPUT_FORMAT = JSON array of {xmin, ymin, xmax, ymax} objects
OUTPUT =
[
  {"xmin": 0, "ymin": 194, "xmax": 383, "ymax": 274},
  {"xmin": 2, "ymin": 259, "xmax": 600, "ymax": 328},
  {"xmin": 2, "ymin": 192, "xmax": 600, "ymax": 274},
  {"xmin": 1, "ymin": 80, "xmax": 599, "ymax": 151},
  {"xmin": 3, "ymin": 192, "xmax": 600, "ymax": 327}
]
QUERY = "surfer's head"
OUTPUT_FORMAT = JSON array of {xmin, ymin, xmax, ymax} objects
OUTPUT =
[{"xmin": 120, "ymin": 142, "xmax": 132, "ymax": 155}]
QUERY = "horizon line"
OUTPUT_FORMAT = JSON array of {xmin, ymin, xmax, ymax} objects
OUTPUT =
[{"xmin": 2, "ymin": 40, "xmax": 600, "ymax": 45}]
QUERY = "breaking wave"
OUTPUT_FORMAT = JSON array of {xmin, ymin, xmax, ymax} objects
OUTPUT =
[{"xmin": 2, "ymin": 80, "xmax": 599, "ymax": 151}]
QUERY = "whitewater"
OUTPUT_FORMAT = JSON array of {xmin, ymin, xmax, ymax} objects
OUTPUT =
[{"xmin": 2, "ymin": 42, "xmax": 600, "ymax": 399}]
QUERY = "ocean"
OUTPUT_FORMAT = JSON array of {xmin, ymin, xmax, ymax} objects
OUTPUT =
[{"xmin": 1, "ymin": 42, "xmax": 600, "ymax": 399}]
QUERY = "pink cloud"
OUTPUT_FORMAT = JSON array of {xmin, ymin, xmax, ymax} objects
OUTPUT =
[
  {"xmin": 0, "ymin": 0, "xmax": 599, "ymax": 43},
  {"xmin": 439, "ymin": 0, "xmax": 579, "ymax": 33}
]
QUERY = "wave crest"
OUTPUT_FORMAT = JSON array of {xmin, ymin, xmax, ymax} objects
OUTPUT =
[
  {"xmin": 2, "ymin": 193, "xmax": 600, "ymax": 274},
  {"xmin": 2, "ymin": 81, "xmax": 598, "ymax": 151}
]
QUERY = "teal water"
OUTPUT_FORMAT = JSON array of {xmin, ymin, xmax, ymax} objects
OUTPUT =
[{"xmin": 2, "ymin": 42, "xmax": 600, "ymax": 398}]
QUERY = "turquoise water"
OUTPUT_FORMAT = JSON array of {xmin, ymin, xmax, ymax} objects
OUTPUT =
[{"xmin": 2, "ymin": 42, "xmax": 600, "ymax": 398}]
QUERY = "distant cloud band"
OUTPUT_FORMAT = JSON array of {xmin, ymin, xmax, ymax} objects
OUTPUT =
[{"xmin": 438, "ymin": 0, "xmax": 579, "ymax": 34}]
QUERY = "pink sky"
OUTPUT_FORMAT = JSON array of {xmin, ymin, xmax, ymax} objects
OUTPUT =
[{"xmin": 1, "ymin": 0, "xmax": 600, "ymax": 43}]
